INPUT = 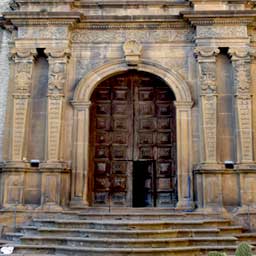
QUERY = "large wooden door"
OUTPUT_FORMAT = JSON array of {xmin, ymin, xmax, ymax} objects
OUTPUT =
[{"xmin": 90, "ymin": 71, "xmax": 177, "ymax": 207}]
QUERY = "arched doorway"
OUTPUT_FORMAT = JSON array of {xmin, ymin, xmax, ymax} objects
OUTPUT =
[{"xmin": 89, "ymin": 71, "xmax": 177, "ymax": 207}]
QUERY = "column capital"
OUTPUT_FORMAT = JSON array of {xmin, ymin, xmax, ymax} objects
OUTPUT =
[
  {"xmin": 45, "ymin": 48, "xmax": 71, "ymax": 63},
  {"xmin": 10, "ymin": 48, "xmax": 37, "ymax": 62},
  {"xmin": 71, "ymin": 101, "xmax": 92, "ymax": 110},
  {"xmin": 174, "ymin": 101, "xmax": 194, "ymax": 109},
  {"xmin": 194, "ymin": 47, "xmax": 220, "ymax": 61},
  {"xmin": 228, "ymin": 47, "xmax": 252, "ymax": 61}
]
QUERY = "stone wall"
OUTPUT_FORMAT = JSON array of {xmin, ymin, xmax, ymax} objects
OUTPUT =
[{"xmin": 0, "ymin": 0, "xmax": 11, "ymax": 161}]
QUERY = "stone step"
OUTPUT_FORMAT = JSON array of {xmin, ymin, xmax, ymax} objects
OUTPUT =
[
  {"xmin": 20, "ymin": 235, "xmax": 238, "ymax": 248},
  {"xmin": 34, "ymin": 226, "xmax": 223, "ymax": 238},
  {"xmin": 235, "ymin": 233, "xmax": 256, "ymax": 245},
  {"xmin": 12, "ymin": 244, "xmax": 240, "ymax": 256},
  {"xmin": 4, "ymin": 232, "xmax": 23, "ymax": 242},
  {"xmin": 32, "ymin": 218, "xmax": 231, "ymax": 230},
  {"xmin": 77, "ymin": 212, "xmax": 208, "ymax": 220}
]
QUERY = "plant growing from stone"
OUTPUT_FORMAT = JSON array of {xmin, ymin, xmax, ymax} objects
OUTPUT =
[{"xmin": 235, "ymin": 242, "xmax": 252, "ymax": 256}]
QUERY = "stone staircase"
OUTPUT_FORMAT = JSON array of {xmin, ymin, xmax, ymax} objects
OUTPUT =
[{"xmin": 2, "ymin": 208, "xmax": 256, "ymax": 256}]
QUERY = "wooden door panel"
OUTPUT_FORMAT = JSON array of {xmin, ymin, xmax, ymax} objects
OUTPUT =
[{"xmin": 91, "ymin": 74, "xmax": 132, "ymax": 207}]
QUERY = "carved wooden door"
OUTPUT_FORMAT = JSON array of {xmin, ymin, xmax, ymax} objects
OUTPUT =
[{"xmin": 90, "ymin": 71, "xmax": 177, "ymax": 207}]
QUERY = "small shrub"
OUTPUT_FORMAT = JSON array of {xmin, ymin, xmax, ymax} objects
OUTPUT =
[{"xmin": 235, "ymin": 242, "xmax": 252, "ymax": 256}]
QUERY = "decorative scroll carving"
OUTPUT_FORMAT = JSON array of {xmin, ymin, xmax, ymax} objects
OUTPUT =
[
  {"xmin": 229, "ymin": 47, "xmax": 253, "ymax": 163},
  {"xmin": 46, "ymin": 48, "xmax": 70, "ymax": 161},
  {"xmin": 10, "ymin": 48, "xmax": 36, "ymax": 161},
  {"xmin": 123, "ymin": 40, "xmax": 142, "ymax": 66},
  {"xmin": 195, "ymin": 47, "xmax": 219, "ymax": 163}
]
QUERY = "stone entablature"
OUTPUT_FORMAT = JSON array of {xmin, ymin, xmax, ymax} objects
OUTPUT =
[{"xmin": 0, "ymin": 1, "xmax": 256, "ymax": 211}]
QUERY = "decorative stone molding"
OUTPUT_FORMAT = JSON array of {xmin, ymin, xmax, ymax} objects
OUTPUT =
[
  {"xmin": 46, "ymin": 48, "xmax": 70, "ymax": 162},
  {"xmin": 195, "ymin": 47, "xmax": 219, "ymax": 164},
  {"xmin": 10, "ymin": 48, "xmax": 36, "ymax": 161},
  {"xmin": 229, "ymin": 47, "xmax": 253, "ymax": 163},
  {"xmin": 71, "ymin": 59, "xmax": 194, "ymax": 209},
  {"xmin": 123, "ymin": 40, "xmax": 142, "ymax": 66}
]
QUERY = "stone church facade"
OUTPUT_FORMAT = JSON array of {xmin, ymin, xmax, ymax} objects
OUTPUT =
[{"xmin": 0, "ymin": 0, "xmax": 256, "ymax": 213}]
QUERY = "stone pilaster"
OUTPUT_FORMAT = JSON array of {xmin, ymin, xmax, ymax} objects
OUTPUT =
[
  {"xmin": 228, "ymin": 47, "xmax": 253, "ymax": 164},
  {"xmin": 175, "ymin": 101, "xmax": 194, "ymax": 210},
  {"xmin": 70, "ymin": 101, "xmax": 91, "ymax": 208},
  {"xmin": 10, "ymin": 48, "xmax": 36, "ymax": 161},
  {"xmin": 195, "ymin": 47, "xmax": 220, "ymax": 165},
  {"xmin": 46, "ymin": 49, "xmax": 70, "ymax": 162}
]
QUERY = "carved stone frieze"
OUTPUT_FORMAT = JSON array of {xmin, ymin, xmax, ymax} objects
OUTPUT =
[
  {"xmin": 18, "ymin": 27, "xmax": 67, "ymax": 39},
  {"xmin": 71, "ymin": 29, "xmax": 193, "ymax": 43},
  {"xmin": 197, "ymin": 25, "xmax": 247, "ymax": 39}
]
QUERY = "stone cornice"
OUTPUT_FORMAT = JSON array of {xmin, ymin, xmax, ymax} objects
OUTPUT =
[
  {"xmin": 16, "ymin": 0, "xmax": 74, "ymax": 3},
  {"xmin": 74, "ymin": 0, "xmax": 190, "ymax": 8},
  {"xmin": 182, "ymin": 10, "xmax": 256, "ymax": 25},
  {"xmin": 77, "ymin": 15, "xmax": 188, "ymax": 29},
  {"xmin": 3, "ymin": 11, "xmax": 81, "ymax": 26}
]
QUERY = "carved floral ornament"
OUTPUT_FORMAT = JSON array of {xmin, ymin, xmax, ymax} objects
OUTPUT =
[
  {"xmin": 48, "ymin": 62, "xmax": 66, "ymax": 94},
  {"xmin": 123, "ymin": 40, "xmax": 143, "ymax": 66}
]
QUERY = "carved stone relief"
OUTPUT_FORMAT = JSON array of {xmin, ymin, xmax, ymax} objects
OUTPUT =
[
  {"xmin": 197, "ymin": 26, "xmax": 247, "ymax": 38},
  {"xmin": 195, "ymin": 47, "xmax": 219, "ymax": 163},
  {"xmin": 10, "ymin": 49, "xmax": 36, "ymax": 161},
  {"xmin": 229, "ymin": 48, "xmax": 253, "ymax": 163},
  {"xmin": 18, "ymin": 27, "xmax": 67, "ymax": 39},
  {"xmin": 71, "ymin": 29, "xmax": 193, "ymax": 43},
  {"xmin": 46, "ymin": 49, "xmax": 70, "ymax": 161}
]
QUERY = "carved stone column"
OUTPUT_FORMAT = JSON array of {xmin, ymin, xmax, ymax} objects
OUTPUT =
[
  {"xmin": 10, "ymin": 49, "xmax": 36, "ymax": 161},
  {"xmin": 195, "ymin": 47, "xmax": 220, "ymax": 165},
  {"xmin": 46, "ymin": 49, "xmax": 70, "ymax": 162},
  {"xmin": 228, "ymin": 47, "xmax": 253, "ymax": 164},
  {"xmin": 70, "ymin": 102, "xmax": 91, "ymax": 207},
  {"xmin": 229, "ymin": 48, "xmax": 255, "ymax": 212}
]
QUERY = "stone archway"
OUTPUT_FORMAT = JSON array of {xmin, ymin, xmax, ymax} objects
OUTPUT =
[{"xmin": 71, "ymin": 59, "xmax": 193, "ymax": 209}]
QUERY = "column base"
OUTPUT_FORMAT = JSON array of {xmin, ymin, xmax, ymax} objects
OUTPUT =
[
  {"xmin": 176, "ymin": 199, "xmax": 195, "ymax": 211},
  {"xmin": 70, "ymin": 197, "xmax": 89, "ymax": 209},
  {"xmin": 195, "ymin": 206, "xmax": 229, "ymax": 216},
  {"xmin": 235, "ymin": 205, "xmax": 256, "ymax": 215},
  {"xmin": 38, "ymin": 203, "xmax": 63, "ymax": 211}
]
